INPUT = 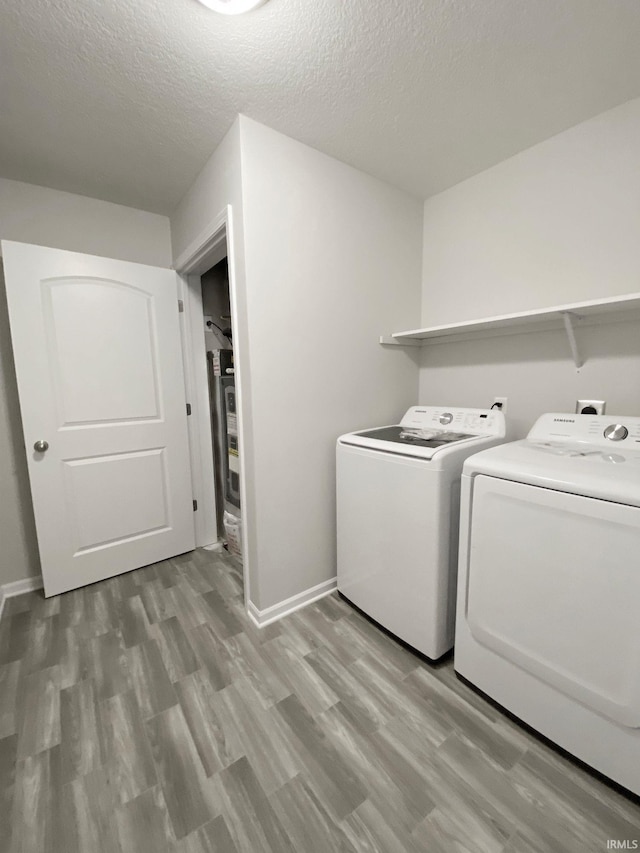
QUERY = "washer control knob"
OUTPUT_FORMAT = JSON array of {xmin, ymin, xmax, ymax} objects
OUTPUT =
[
  {"xmin": 603, "ymin": 424, "xmax": 628, "ymax": 441},
  {"xmin": 439, "ymin": 412, "xmax": 453, "ymax": 425}
]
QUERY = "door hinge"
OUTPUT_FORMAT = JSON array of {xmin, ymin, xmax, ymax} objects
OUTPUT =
[
  {"xmin": 186, "ymin": 403, "xmax": 192, "ymax": 416},
  {"xmin": 178, "ymin": 299, "xmax": 184, "ymax": 313},
  {"xmin": 193, "ymin": 499, "xmax": 198, "ymax": 511}
]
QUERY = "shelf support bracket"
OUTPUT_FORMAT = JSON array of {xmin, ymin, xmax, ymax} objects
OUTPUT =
[{"xmin": 560, "ymin": 311, "xmax": 583, "ymax": 370}]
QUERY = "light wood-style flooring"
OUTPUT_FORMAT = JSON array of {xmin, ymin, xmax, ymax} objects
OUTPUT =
[{"xmin": 1, "ymin": 549, "xmax": 639, "ymax": 852}]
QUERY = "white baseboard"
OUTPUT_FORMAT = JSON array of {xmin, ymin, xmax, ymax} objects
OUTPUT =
[
  {"xmin": 0, "ymin": 575, "xmax": 43, "ymax": 622},
  {"xmin": 0, "ymin": 571, "xmax": 338, "ymax": 629},
  {"xmin": 247, "ymin": 577, "xmax": 337, "ymax": 628}
]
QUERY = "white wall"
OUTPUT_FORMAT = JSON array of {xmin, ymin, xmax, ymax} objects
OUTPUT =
[
  {"xmin": 171, "ymin": 122, "xmax": 243, "ymax": 266},
  {"xmin": 419, "ymin": 98, "xmax": 640, "ymax": 436},
  {"xmin": 419, "ymin": 323, "xmax": 640, "ymax": 440},
  {"xmin": 238, "ymin": 117, "xmax": 423, "ymax": 611},
  {"xmin": 172, "ymin": 117, "xmax": 423, "ymax": 613},
  {"xmin": 0, "ymin": 178, "xmax": 171, "ymax": 267},
  {"xmin": 0, "ymin": 179, "xmax": 172, "ymax": 585}
]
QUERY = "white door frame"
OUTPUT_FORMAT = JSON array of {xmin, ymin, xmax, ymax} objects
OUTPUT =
[{"xmin": 174, "ymin": 206, "xmax": 250, "ymax": 607}]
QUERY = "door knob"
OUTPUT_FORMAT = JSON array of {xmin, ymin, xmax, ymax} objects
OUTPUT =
[{"xmin": 33, "ymin": 440, "xmax": 49, "ymax": 453}]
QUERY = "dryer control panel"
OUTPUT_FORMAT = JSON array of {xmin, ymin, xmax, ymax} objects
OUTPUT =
[{"xmin": 527, "ymin": 413, "xmax": 640, "ymax": 446}]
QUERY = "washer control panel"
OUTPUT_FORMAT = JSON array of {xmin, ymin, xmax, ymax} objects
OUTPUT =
[
  {"xmin": 400, "ymin": 406, "xmax": 505, "ymax": 437},
  {"xmin": 528, "ymin": 413, "xmax": 640, "ymax": 446}
]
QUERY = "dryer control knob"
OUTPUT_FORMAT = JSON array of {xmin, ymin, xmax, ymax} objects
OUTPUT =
[
  {"xmin": 439, "ymin": 412, "xmax": 453, "ymax": 425},
  {"xmin": 604, "ymin": 424, "xmax": 628, "ymax": 441}
]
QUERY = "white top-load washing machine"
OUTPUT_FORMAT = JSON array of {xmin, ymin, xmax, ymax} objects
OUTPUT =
[
  {"xmin": 336, "ymin": 406, "xmax": 506, "ymax": 660},
  {"xmin": 455, "ymin": 412, "xmax": 640, "ymax": 796}
]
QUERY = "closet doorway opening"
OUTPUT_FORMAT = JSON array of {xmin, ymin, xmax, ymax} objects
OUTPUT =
[
  {"xmin": 202, "ymin": 259, "xmax": 242, "ymax": 559},
  {"xmin": 175, "ymin": 209, "xmax": 248, "ymax": 604}
]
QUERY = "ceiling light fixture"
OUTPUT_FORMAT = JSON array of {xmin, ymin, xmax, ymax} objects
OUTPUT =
[{"xmin": 195, "ymin": 0, "xmax": 269, "ymax": 14}]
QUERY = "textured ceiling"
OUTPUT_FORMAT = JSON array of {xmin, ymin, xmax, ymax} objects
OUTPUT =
[{"xmin": 1, "ymin": 0, "xmax": 640, "ymax": 214}]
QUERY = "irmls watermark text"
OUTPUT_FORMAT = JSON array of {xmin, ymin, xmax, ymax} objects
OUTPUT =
[{"xmin": 606, "ymin": 842, "xmax": 639, "ymax": 850}]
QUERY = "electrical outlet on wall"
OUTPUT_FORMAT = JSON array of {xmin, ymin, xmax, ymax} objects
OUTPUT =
[
  {"xmin": 492, "ymin": 397, "xmax": 508, "ymax": 415},
  {"xmin": 576, "ymin": 399, "xmax": 606, "ymax": 415}
]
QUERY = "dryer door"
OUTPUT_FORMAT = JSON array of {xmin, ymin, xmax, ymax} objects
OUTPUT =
[{"xmin": 465, "ymin": 475, "xmax": 640, "ymax": 728}]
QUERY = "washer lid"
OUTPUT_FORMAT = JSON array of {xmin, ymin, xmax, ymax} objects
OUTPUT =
[
  {"xmin": 338, "ymin": 426, "xmax": 477, "ymax": 459},
  {"xmin": 351, "ymin": 425, "xmax": 475, "ymax": 448},
  {"xmin": 463, "ymin": 438, "xmax": 640, "ymax": 507},
  {"xmin": 338, "ymin": 405, "xmax": 506, "ymax": 459}
]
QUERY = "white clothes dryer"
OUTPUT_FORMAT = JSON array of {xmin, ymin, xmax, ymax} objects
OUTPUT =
[
  {"xmin": 455, "ymin": 412, "xmax": 640, "ymax": 795},
  {"xmin": 336, "ymin": 406, "xmax": 506, "ymax": 660}
]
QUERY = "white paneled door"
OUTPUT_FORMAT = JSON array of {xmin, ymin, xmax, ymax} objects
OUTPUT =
[{"xmin": 2, "ymin": 241, "xmax": 195, "ymax": 596}]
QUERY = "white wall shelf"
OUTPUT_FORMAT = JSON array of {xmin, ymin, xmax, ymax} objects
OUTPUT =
[{"xmin": 380, "ymin": 292, "xmax": 640, "ymax": 369}]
